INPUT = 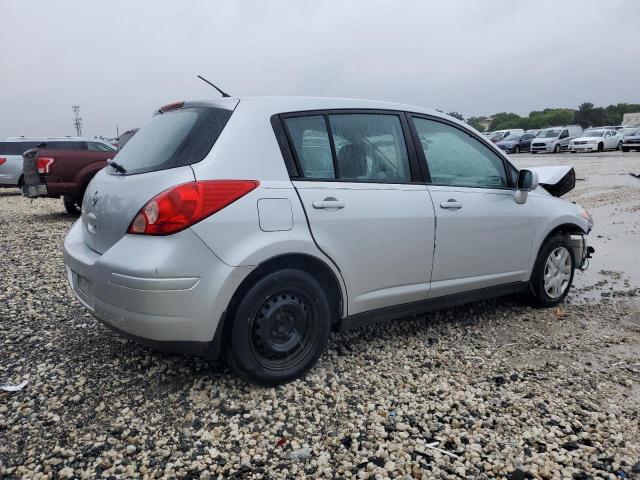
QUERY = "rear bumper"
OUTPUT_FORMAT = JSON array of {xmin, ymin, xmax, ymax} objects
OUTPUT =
[
  {"xmin": 23, "ymin": 184, "xmax": 48, "ymax": 197},
  {"xmin": 63, "ymin": 220, "xmax": 252, "ymax": 355}
]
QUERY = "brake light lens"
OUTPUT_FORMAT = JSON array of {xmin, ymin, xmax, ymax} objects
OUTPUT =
[
  {"xmin": 159, "ymin": 101, "xmax": 184, "ymax": 112},
  {"xmin": 128, "ymin": 180, "xmax": 259, "ymax": 235},
  {"xmin": 37, "ymin": 157, "xmax": 55, "ymax": 174},
  {"xmin": 0, "ymin": 157, "xmax": 6, "ymax": 166}
]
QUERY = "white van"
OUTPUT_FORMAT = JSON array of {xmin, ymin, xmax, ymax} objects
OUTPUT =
[
  {"xmin": 531, "ymin": 126, "xmax": 583, "ymax": 153},
  {"xmin": 492, "ymin": 129, "xmax": 525, "ymax": 142}
]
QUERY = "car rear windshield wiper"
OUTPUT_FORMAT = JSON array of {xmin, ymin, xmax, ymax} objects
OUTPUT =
[{"xmin": 107, "ymin": 160, "xmax": 127, "ymax": 174}]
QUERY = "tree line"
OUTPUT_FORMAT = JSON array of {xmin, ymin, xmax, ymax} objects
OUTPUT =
[{"xmin": 458, "ymin": 102, "xmax": 640, "ymax": 132}]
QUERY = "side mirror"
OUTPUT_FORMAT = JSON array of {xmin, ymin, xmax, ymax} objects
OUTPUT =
[{"xmin": 514, "ymin": 169, "xmax": 538, "ymax": 204}]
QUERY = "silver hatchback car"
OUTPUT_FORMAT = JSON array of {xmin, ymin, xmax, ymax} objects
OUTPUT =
[{"xmin": 63, "ymin": 97, "xmax": 594, "ymax": 384}]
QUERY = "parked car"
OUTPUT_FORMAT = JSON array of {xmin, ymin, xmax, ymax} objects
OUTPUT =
[
  {"xmin": 63, "ymin": 97, "xmax": 594, "ymax": 384},
  {"xmin": 490, "ymin": 129, "xmax": 525, "ymax": 143},
  {"xmin": 530, "ymin": 125, "xmax": 583, "ymax": 153},
  {"xmin": 22, "ymin": 139, "xmax": 116, "ymax": 213},
  {"xmin": 0, "ymin": 137, "xmax": 85, "ymax": 188},
  {"xmin": 622, "ymin": 128, "xmax": 640, "ymax": 152},
  {"xmin": 569, "ymin": 128, "xmax": 622, "ymax": 153},
  {"xmin": 496, "ymin": 133, "xmax": 537, "ymax": 153}
]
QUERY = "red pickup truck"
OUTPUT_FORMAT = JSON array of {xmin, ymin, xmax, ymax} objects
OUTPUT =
[{"xmin": 22, "ymin": 139, "xmax": 117, "ymax": 214}]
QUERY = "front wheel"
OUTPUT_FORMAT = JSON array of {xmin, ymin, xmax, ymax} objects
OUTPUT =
[
  {"xmin": 528, "ymin": 234, "xmax": 575, "ymax": 307},
  {"xmin": 553, "ymin": 144, "xmax": 561, "ymax": 153},
  {"xmin": 63, "ymin": 195, "xmax": 81, "ymax": 215},
  {"xmin": 597, "ymin": 142, "xmax": 604, "ymax": 152},
  {"xmin": 622, "ymin": 147, "xmax": 629, "ymax": 152},
  {"xmin": 225, "ymin": 269, "xmax": 331, "ymax": 385}
]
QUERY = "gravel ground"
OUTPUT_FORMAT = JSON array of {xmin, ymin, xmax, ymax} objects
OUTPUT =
[{"xmin": 1, "ymin": 152, "xmax": 640, "ymax": 479}]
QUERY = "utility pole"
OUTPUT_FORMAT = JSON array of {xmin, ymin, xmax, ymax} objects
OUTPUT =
[{"xmin": 72, "ymin": 105, "xmax": 82, "ymax": 137}]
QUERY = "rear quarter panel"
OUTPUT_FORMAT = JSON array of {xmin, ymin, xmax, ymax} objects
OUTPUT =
[{"xmin": 189, "ymin": 101, "xmax": 348, "ymax": 314}]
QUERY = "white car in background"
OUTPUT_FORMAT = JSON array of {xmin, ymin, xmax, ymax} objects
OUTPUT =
[
  {"xmin": 530, "ymin": 125, "xmax": 583, "ymax": 153},
  {"xmin": 622, "ymin": 127, "xmax": 640, "ymax": 152},
  {"xmin": 569, "ymin": 128, "xmax": 622, "ymax": 153}
]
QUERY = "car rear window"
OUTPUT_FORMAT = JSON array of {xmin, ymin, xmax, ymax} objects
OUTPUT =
[
  {"xmin": 0, "ymin": 142, "xmax": 40, "ymax": 155},
  {"xmin": 113, "ymin": 107, "xmax": 232, "ymax": 175}
]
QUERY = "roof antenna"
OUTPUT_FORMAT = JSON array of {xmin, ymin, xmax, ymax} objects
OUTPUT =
[{"xmin": 197, "ymin": 75, "xmax": 230, "ymax": 98}]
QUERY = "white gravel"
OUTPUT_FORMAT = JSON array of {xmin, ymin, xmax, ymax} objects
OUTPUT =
[{"xmin": 1, "ymin": 152, "xmax": 639, "ymax": 479}]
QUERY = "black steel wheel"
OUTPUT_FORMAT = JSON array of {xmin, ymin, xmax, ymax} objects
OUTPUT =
[{"xmin": 226, "ymin": 269, "xmax": 331, "ymax": 385}]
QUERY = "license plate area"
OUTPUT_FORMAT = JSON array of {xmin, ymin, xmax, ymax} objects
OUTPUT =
[
  {"xmin": 67, "ymin": 267, "xmax": 95, "ymax": 311},
  {"xmin": 77, "ymin": 274, "xmax": 91, "ymax": 296}
]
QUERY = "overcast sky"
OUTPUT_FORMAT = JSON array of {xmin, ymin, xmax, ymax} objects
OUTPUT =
[{"xmin": 1, "ymin": 0, "xmax": 639, "ymax": 138}]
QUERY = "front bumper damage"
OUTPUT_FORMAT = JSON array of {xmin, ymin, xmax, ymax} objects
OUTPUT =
[{"xmin": 570, "ymin": 234, "xmax": 595, "ymax": 270}]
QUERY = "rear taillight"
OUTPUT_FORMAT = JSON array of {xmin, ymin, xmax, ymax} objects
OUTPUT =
[
  {"xmin": 37, "ymin": 157, "xmax": 55, "ymax": 174},
  {"xmin": 128, "ymin": 180, "xmax": 259, "ymax": 235},
  {"xmin": 0, "ymin": 157, "xmax": 6, "ymax": 166}
]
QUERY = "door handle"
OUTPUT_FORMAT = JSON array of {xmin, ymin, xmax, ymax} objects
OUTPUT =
[
  {"xmin": 440, "ymin": 199, "xmax": 462, "ymax": 210},
  {"xmin": 312, "ymin": 198, "xmax": 345, "ymax": 209}
]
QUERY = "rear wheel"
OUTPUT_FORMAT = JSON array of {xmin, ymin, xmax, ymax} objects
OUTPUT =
[
  {"xmin": 528, "ymin": 234, "xmax": 575, "ymax": 307},
  {"xmin": 63, "ymin": 195, "xmax": 81, "ymax": 215},
  {"xmin": 226, "ymin": 269, "xmax": 331, "ymax": 385},
  {"xmin": 617, "ymin": 141, "xmax": 622, "ymax": 151}
]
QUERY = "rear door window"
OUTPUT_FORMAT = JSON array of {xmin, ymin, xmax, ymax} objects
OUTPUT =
[
  {"xmin": 113, "ymin": 106, "xmax": 233, "ymax": 175},
  {"xmin": 328, "ymin": 114, "xmax": 411, "ymax": 182},
  {"xmin": 283, "ymin": 112, "xmax": 412, "ymax": 183}
]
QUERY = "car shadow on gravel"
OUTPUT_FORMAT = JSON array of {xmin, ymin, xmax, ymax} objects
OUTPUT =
[
  {"xmin": 54, "ymin": 295, "xmax": 524, "ymax": 390},
  {"xmin": 0, "ymin": 189, "xmax": 22, "ymax": 197},
  {"xmin": 26, "ymin": 211, "xmax": 76, "ymax": 223}
]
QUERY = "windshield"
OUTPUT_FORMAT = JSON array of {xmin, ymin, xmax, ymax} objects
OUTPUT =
[
  {"xmin": 623, "ymin": 127, "xmax": 640, "ymax": 136},
  {"xmin": 583, "ymin": 130, "xmax": 605, "ymax": 137},
  {"xmin": 502, "ymin": 134, "xmax": 520, "ymax": 142},
  {"xmin": 538, "ymin": 129, "xmax": 561, "ymax": 138},
  {"xmin": 113, "ymin": 106, "xmax": 232, "ymax": 175}
]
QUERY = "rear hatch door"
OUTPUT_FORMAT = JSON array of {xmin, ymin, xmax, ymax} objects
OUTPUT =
[{"xmin": 81, "ymin": 100, "xmax": 238, "ymax": 254}]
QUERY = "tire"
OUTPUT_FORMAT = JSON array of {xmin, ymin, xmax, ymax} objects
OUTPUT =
[
  {"xmin": 528, "ymin": 234, "xmax": 575, "ymax": 307},
  {"xmin": 617, "ymin": 141, "xmax": 622, "ymax": 151},
  {"xmin": 597, "ymin": 142, "xmax": 604, "ymax": 152},
  {"xmin": 63, "ymin": 195, "xmax": 81, "ymax": 215},
  {"xmin": 553, "ymin": 144, "xmax": 561, "ymax": 153},
  {"xmin": 514, "ymin": 146, "xmax": 520, "ymax": 154},
  {"xmin": 622, "ymin": 147, "xmax": 629, "ymax": 152},
  {"xmin": 225, "ymin": 269, "xmax": 331, "ymax": 385}
]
